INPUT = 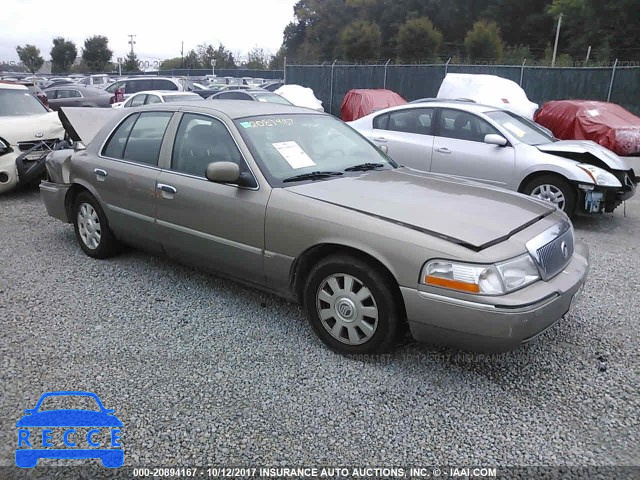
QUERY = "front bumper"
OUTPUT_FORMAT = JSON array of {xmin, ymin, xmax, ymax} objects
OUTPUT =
[
  {"xmin": 402, "ymin": 240, "xmax": 589, "ymax": 352},
  {"xmin": 0, "ymin": 151, "xmax": 19, "ymax": 194}
]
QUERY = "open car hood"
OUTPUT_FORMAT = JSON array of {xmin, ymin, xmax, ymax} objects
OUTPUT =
[
  {"xmin": 58, "ymin": 107, "xmax": 119, "ymax": 145},
  {"xmin": 285, "ymin": 168, "xmax": 555, "ymax": 250},
  {"xmin": 537, "ymin": 140, "xmax": 630, "ymax": 170}
]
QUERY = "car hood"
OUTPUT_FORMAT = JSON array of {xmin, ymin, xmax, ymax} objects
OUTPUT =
[
  {"xmin": 536, "ymin": 140, "xmax": 629, "ymax": 170},
  {"xmin": 284, "ymin": 168, "xmax": 555, "ymax": 250},
  {"xmin": 16, "ymin": 410, "xmax": 123, "ymax": 427},
  {"xmin": 58, "ymin": 107, "xmax": 119, "ymax": 144},
  {"xmin": 0, "ymin": 112, "xmax": 64, "ymax": 145}
]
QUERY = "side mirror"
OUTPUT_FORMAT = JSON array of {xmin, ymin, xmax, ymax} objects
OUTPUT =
[
  {"xmin": 205, "ymin": 161, "xmax": 241, "ymax": 183},
  {"xmin": 484, "ymin": 134, "xmax": 508, "ymax": 146}
]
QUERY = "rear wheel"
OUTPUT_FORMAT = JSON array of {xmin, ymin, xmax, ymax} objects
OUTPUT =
[
  {"xmin": 303, "ymin": 254, "xmax": 401, "ymax": 354},
  {"xmin": 524, "ymin": 174, "xmax": 577, "ymax": 216},
  {"xmin": 73, "ymin": 191, "xmax": 119, "ymax": 258}
]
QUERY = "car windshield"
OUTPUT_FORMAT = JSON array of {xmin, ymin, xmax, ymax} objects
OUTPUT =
[
  {"xmin": 163, "ymin": 94, "xmax": 203, "ymax": 102},
  {"xmin": 39, "ymin": 395, "xmax": 101, "ymax": 412},
  {"xmin": 0, "ymin": 89, "xmax": 48, "ymax": 116},
  {"xmin": 485, "ymin": 110, "xmax": 555, "ymax": 146},
  {"xmin": 236, "ymin": 114, "xmax": 396, "ymax": 185},
  {"xmin": 252, "ymin": 92, "xmax": 291, "ymax": 105}
]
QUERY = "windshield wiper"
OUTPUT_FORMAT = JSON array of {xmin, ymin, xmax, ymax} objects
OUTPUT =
[
  {"xmin": 344, "ymin": 162, "xmax": 385, "ymax": 172},
  {"xmin": 282, "ymin": 171, "xmax": 344, "ymax": 183}
]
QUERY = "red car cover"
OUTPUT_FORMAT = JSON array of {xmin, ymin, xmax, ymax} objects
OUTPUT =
[
  {"xmin": 534, "ymin": 100, "xmax": 640, "ymax": 156},
  {"xmin": 341, "ymin": 89, "xmax": 407, "ymax": 122}
]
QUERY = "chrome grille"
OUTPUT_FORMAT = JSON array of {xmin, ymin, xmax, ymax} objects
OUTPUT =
[
  {"xmin": 17, "ymin": 139, "xmax": 58, "ymax": 152},
  {"xmin": 526, "ymin": 220, "xmax": 574, "ymax": 281}
]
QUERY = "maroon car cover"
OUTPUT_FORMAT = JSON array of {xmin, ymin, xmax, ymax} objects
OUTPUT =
[
  {"xmin": 341, "ymin": 89, "xmax": 407, "ymax": 122},
  {"xmin": 534, "ymin": 100, "xmax": 640, "ymax": 156}
]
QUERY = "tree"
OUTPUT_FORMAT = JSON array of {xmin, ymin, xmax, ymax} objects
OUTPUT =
[
  {"xmin": 341, "ymin": 20, "xmax": 381, "ymax": 61},
  {"xmin": 464, "ymin": 20, "xmax": 504, "ymax": 62},
  {"xmin": 183, "ymin": 49, "xmax": 201, "ymax": 69},
  {"xmin": 82, "ymin": 35, "xmax": 113, "ymax": 72},
  {"xmin": 160, "ymin": 57, "xmax": 183, "ymax": 70},
  {"xmin": 50, "ymin": 37, "xmax": 77, "ymax": 73},
  {"xmin": 244, "ymin": 47, "xmax": 270, "ymax": 69},
  {"xmin": 16, "ymin": 45, "xmax": 44, "ymax": 74},
  {"xmin": 123, "ymin": 52, "xmax": 140, "ymax": 72},
  {"xmin": 396, "ymin": 17, "xmax": 442, "ymax": 63},
  {"xmin": 269, "ymin": 47, "xmax": 287, "ymax": 69},
  {"xmin": 212, "ymin": 43, "xmax": 237, "ymax": 69}
]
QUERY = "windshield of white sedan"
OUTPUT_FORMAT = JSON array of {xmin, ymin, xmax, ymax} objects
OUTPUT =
[
  {"xmin": 485, "ymin": 110, "xmax": 554, "ymax": 145},
  {"xmin": 0, "ymin": 89, "xmax": 48, "ymax": 116},
  {"xmin": 236, "ymin": 114, "xmax": 395, "ymax": 184}
]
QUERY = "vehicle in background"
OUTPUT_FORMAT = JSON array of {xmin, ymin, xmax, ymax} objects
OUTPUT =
[
  {"xmin": 0, "ymin": 83, "xmax": 64, "ymax": 193},
  {"xmin": 260, "ymin": 81, "xmax": 284, "ymax": 92},
  {"xmin": 112, "ymin": 90, "xmax": 203, "ymax": 108},
  {"xmin": 45, "ymin": 85, "xmax": 113, "ymax": 110},
  {"xmin": 349, "ymin": 100, "xmax": 637, "ymax": 216},
  {"xmin": 535, "ymin": 100, "xmax": 640, "ymax": 157},
  {"xmin": 274, "ymin": 84, "xmax": 323, "ymax": 111},
  {"xmin": 75, "ymin": 74, "xmax": 111, "ymax": 88},
  {"xmin": 23, "ymin": 76, "xmax": 48, "ymax": 87},
  {"xmin": 41, "ymin": 102, "xmax": 589, "ymax": 354},
  {"xmin": 438, "ymin": 73, "xmax": 539, "ymax": 120},
  {"xmin": 43, "ymin": 78, "xmax": 75, "ymax": 89},
  {"xmin": 104, "ymin": 77, "xmax": 187, "ymax": 101},
  {"xmin": 207, "ymin": 89, "xmax": 293, "ymax": 105},
  {"xmin": 341, "ymin": 89, "xmax": 406, "ymax": 122}
]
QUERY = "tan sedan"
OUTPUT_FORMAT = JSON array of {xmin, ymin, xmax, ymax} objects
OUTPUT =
[{"xmin": 40, "ymin": 102, "xmax": 589, "ymax": 354}]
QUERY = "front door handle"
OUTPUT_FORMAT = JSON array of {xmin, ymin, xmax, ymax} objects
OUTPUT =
[
  {"xmin": 372, "ymin": 136, "xmax": 387, "ymax": 143},
  {"xmin": 94, "ymin": 168, "xmax": 108, "ymax": 181},
  {"xmin": 157, "ymin": 183, "xmax": 177, "ymax": 194},
  {"xmin": 436, "ymin": 147, "xmax": 451, "ymax": 154}
]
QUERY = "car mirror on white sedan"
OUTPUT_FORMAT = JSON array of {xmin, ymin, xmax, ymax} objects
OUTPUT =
[
  {"xmin": 206, "ymin": 161, "xmax": 241, "ymax": 183},
  {"xmin": 484, "ymin": 134, "xmax": 508, "ymax": 146}
]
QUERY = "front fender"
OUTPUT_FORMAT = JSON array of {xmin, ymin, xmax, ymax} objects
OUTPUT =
[{"xmin": 519, "ymin": 155, "xmax": 594, "ymax": 189}]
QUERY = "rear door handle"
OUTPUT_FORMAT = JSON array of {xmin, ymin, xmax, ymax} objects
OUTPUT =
[
  {"xmin": 157, "ymin": 183, "xmax": 177, "ymax": 194},
  {"xmin": 436, "ymin": 147, "xmax": 451, "ymax": 154},
  {"xmin": 372, "ymin": 136, "xmax": 387, "ymax": 143},
  {"xmin": 94, "ymin": 168, "xmax": 108, "ymax": 181}
]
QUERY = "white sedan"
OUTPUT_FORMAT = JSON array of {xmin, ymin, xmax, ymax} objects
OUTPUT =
[{"xmin": 111, "ymin": 90, "xmax": 203, "ymax": 109}]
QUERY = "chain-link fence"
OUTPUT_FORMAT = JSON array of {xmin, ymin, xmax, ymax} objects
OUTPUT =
[{"xmin": 284, "ymin": 62, "xmax": 640, "ymax": 117}]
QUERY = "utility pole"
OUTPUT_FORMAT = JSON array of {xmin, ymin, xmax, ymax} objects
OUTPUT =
[
  {"xmin": 181, "ymin": 41, "xmax": 184, "ymax": 68},
  {"xmin": 551, "ymin": 13, "xmax": 562, "ymax": 67},
  {"xmin": 128, "ymin": 34, "xmax": 136, "ymax": 55}
]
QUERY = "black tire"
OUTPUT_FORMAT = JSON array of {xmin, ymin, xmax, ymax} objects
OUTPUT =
[
  {"xmin": 72, "ymin": 191, "xmax": 119, "ymax": 258},
  {"xmin": 303, "ymin": 254, "xmax": 401, "ymax": 354},
  {"xmin": 523, "ymin": 174, "xmax": 577, "ymax": 217}
]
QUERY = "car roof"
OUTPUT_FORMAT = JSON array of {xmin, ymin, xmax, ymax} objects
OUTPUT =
[
  {"xmin": 382, "ymin": 99, "xmax": 501, "ymax": 115},
  {"xmin": 130, "ymin": 90, "xmax": 198, "ymax": 96},
  {"xmin": 138, "ymin": 99, "xmax": 324, "ymax": 119},
  {"xmin": 0, "ymin": 82, "xmax": 29, "ymax": 90}
]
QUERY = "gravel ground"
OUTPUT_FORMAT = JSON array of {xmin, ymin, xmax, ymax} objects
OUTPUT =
[{"xmin": 1, "ymin": 183, "xmax": 639, "ymax": 474}]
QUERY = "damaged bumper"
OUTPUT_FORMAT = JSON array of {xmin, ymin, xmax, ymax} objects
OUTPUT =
[
  {"xmin": 577, "ymin": 168, "xmax": 637, "ymax": 213},
  {"xmin": 0, "ymin": 141, "xmax": 60, "ymax": 193}
]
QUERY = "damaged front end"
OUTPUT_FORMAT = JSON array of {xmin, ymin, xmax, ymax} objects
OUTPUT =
[{"xmin": 538, "ymin": 140, "xmax": 638, "ymax": 214}]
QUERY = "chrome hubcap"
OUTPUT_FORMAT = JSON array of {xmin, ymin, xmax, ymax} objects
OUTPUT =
[
  {"xmin": 531, "ymin": 184, "xmax": 566, "ymax": 210},
  {"xmin": 77, "ymin": 203, "xmax": 101, "ymax": 250},
  {"xmin": 316, "ymin": 273, "xmax": 379, "ymax": 345}
]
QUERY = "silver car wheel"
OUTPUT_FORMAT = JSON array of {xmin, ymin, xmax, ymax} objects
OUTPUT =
[
  {"xmin": 316, "ymin": 273, "xmax": 379, "ymax": 345},
  {"xmin": 530, "ymin": 184, "xmax": 566, "ymax": 210},
  {"xmin": 77, "ymin": 202, "xmax": 102, "ymax": 250}
]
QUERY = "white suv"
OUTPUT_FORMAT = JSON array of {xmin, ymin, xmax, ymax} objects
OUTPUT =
[
  {"xmin": 104, "ymin": 77, "xmax": 188, "ymax": 100},
  {"xmin": 0, "ymin": 83, "xmax": 64, "ymax": 193}
]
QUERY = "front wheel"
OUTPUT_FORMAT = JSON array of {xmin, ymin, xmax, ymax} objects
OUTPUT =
[
  {"xmin": 73, "ymin": 191, "xmax": 119, "ymax": 258},
  {"xmin": 303, "ymin": 254, "xmax": 401, "ymax": 354},
  {"xmin": 523, "ymin": 174, "xmax": 577, "ymax": 216}
]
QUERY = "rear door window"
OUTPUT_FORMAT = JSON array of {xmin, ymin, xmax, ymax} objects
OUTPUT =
[
  {"xmin": 153, "ymin": 79, "xmax": 178, "ymax": 91},
  {"xmin": 102, "ymin": 114, "xmax": 139, "ymax": 159},
  {"xmin": 122, "ymin": 112, "xmax": 173, "ymax": 165}
]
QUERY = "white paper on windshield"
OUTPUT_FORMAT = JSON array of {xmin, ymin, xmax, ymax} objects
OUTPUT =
[
  {"xmin": 272, "ymin": 141, "xmax": 316, "ymax": 169},
  {"xmin": 586, "ymin": 109, "xmax": 600, "ymax": 117},
  {"xmin": 502, "ymin": 121, "xmax": 526, "ymax": 138}
]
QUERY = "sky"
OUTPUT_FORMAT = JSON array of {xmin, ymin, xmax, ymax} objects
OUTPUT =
[{"xmin": 0, "ymin": 0, "xmax": 298, "ymax": 65}]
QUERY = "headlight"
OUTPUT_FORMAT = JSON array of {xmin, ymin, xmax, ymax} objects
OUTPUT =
[
  {"xmin": 0, "ymin": 138, "xmax": 11, "ymax": 156},
  {"xmin": 577, "ymin": 164, "xmax": 621, "ymax": 187},
  {"xmin": 421, "ymin": 254, "xmax": 540, "ymax": 295}
]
